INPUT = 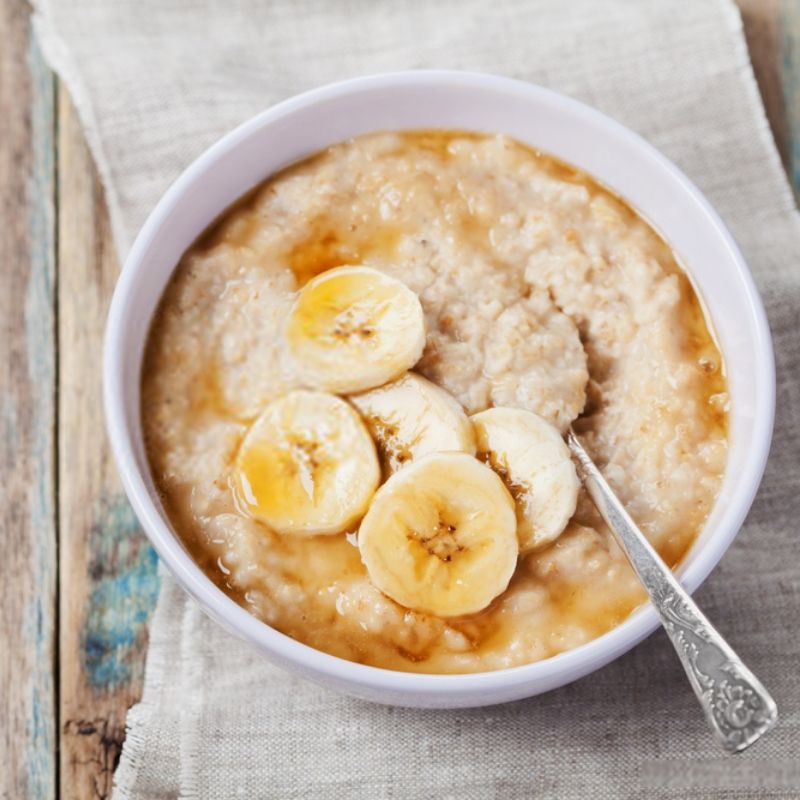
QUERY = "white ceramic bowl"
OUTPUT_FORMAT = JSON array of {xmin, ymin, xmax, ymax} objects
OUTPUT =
[{"xmin": 104, "ymin": 71, "xmax": 774, "ymax": 708}]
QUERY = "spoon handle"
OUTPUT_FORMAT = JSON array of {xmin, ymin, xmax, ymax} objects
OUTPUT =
[{"xmin": 566, "ymin": 430, "xmax": 777, "ymax": 753}]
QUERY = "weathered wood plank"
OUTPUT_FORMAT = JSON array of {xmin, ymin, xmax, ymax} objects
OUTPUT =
[
  {"xmin": 0, "ymin": 1, "xmax": 57, "ymax": 798},
  {"xmin": 780, "ymin": 0, "xmax": 800, "ymax": 195},
  {"xmin": 57, "ymin": 91, "xmax": 159, "ymax": 800}
]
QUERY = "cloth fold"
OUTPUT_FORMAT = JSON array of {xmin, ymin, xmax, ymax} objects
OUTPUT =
[{"xmin": 33, "ymin": 0, "xmax": 800, "ymax": 797}]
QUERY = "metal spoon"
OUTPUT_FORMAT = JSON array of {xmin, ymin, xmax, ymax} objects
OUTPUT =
[{"xmin": 566, "ymin": 428, "xmax": 777, "ymax": 753}]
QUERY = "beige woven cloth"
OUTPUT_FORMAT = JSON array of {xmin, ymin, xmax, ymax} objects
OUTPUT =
[{"xmin": 34, "ymin": 0, "xmax": 800, "ymax": 796}]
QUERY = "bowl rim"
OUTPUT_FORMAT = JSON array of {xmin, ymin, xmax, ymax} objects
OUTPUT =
[{"xmin": 104, "ymin": 69, "xmax": 775, "ymax": 701}]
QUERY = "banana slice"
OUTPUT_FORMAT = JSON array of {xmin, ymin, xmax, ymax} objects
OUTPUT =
[
  {"xmin": 286, "ymin": 265, "xmax": 426, "ymax": 393},
  {"xmin": 349, "ymin": 372, "xmax": 476, "ymax": 474},
  {"xmin": 358, "ymin": 452, "xmax": 518, "ymax": 617},
  {"xmin": 471, "ymin": 407, "xmax": 579, "ymax": 553},
  {"xmin": 233, "ymin": 390, "xmax": 380, "ymax": 535}
]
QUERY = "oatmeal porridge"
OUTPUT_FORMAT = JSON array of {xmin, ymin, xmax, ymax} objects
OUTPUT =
[{"xmin": 142, "ymin": 130, "xmax": 728, "ymax": 674}]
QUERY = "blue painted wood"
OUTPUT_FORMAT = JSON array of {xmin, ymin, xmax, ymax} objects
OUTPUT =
[
  {"xmin": 81, "ymin": 495, "xmax": 160, "ymax": 692},
  {"xmin": 0, "ymin": 3, "xmax": 57, "ymax": 796}
]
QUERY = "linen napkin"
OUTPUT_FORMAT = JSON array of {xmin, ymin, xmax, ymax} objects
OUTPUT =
[{"xmin": 33, "ymin": 0, "xmax": 800, "ymax": 797}]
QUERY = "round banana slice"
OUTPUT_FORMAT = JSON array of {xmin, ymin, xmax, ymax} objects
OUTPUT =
[
  {"xmin": 233, "ymin": 390, "xmax": 380, "ymax": 535},
  {"xmin": 286, "ymin": 265, "xmax": 426, "ymax": 394},
  {"xmin": 358, "ymin": 452, "xmax": 518, "ymax": 617},
  {"xmin": 471, "ymin": 407, "xmax": 579, "ymax": 553},
  {"xmin": 349, "ymin": 372, "xmax": 476, "ymax": 474}
]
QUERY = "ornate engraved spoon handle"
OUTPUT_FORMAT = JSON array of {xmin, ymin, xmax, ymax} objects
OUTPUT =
[{"xmin": 566, "ymin": 429, "xmax": 777, "ymax": 753}]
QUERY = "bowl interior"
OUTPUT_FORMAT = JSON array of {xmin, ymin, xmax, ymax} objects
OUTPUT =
[{"xmin": 106, "ymin": 72, "xmax": 773, "ymax": 705}]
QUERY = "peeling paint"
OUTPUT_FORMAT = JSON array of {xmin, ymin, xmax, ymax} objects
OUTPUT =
[{"xmin": 81, "ymin": 494, "xmax": 160, "ymax": 690}]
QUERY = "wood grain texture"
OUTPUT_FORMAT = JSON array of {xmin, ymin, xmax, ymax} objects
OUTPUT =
[
  {"xmin": 0, "ymin": 2, "xmax": 57, "ymax": 798},
  {"xmin": 57, "ymin": 91, "xmax": 159, "ymax": 800}
]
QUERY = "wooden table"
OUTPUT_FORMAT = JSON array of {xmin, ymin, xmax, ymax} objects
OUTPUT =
[{"xmin": 1, "ymin": 1, "xmax": 798, "ymax": 797}]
